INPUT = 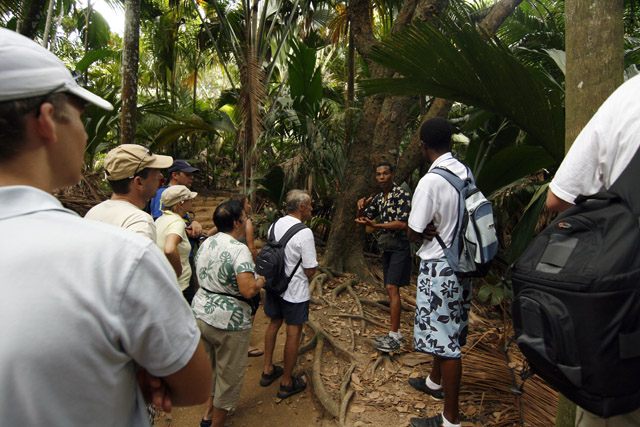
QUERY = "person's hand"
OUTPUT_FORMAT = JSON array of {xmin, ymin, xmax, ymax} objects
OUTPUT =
[
  {"xmin": 422, "ymin": 222, "xmax": 439, "ymax": 241},
  {"xmin": 137, "ymin": 367, "xmax": 172, "ymax": 412},
  {"xmin": 355, "ymin": 216, "xmax": 376, "ymax": 227},
  {"xmin": 186, "ymin": 220, "xmax": 203, "ymax": 238},
  {"xmin": 256, "ymin": 275, "xmax": 266, "ymax": 289},
  {"xmin": 357, "ymin": 196, "xmax": 373, "ymax": 211}
]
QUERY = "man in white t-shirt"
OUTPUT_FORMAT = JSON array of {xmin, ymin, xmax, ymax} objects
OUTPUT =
[
  {"xmin": 547, "ymin": 74, "xmax": 640, "ymax": 426},
  {"xmin": 407, "ymin": 118, "xmax": 472, "ymax": 427},
  {"xmin": 85, "ymin": 144, "xmax": 172, "ymax": 241},
  {"xmin": 0, "ymin": 28, "xmax": 211, "ymax": 426},
  {"xmin": 260, "ymin": 190, "xmax": 318, "ymax": 399}
]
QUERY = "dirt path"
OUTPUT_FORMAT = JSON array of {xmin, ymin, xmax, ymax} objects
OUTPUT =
[{"xmin": 156, "ymin": 301, "xmax": 334, "ymax": 427}]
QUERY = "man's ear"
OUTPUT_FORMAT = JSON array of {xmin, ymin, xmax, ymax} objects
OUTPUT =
[
  {"xmin": 132, "ymin": 175, "xmax": 144, "ymax": 188},
  {"xmin": 33, "ymin": 103, "xmax": 57, "ymax": 144}
]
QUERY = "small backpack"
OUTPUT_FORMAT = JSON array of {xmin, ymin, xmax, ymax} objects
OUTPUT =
[
  {"xmin": 430, "ymin": 166, "xmax": 498, "ymax": 278},
  {"xmin": 255, "ymin": 219, "xmax": 307, "ymax": 295},
  {"xmin": 509, "ymin": 147, "xmax": 640, "ymax": 418}
]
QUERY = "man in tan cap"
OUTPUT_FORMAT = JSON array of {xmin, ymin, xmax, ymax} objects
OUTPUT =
[
  {"xmin": 0, "ymin": 28, "xmax": 211, "ymax": 426},
  {"xmin": 85, "ymin": 144, "xmax": 172, "ymax": 241}
]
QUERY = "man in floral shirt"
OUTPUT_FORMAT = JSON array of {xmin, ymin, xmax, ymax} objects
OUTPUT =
[
  {"xmin": 356, "ymin": 161, "xmax": 411, "ymax": 352},
  {"xmin": 192, "ymin": 201, "xmax": 265, "ymax": 427}
]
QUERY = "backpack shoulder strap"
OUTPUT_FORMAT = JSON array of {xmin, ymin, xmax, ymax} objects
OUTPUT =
[
  {"xmin": 609, "ymin": 144, "xmax": 640, "ymax": 215},
  {"xmin": 268, "ymin": 218, "xmax": 279, "ymax": 241},
  {"xmin": 278, "ymin": 222, "xmax": 308, "ymax": 246},
  {"xmin": 429, "ymin": 167, "xmax": 466, "ymax": 193}
]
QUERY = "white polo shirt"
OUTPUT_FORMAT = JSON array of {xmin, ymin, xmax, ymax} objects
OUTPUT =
[
  {"xmin": 1, "ymin": 186, "xmax": 200, "ymax": 427},
  {"xmin": 409, "ymin": 152, "xmax": 469, "ymax": 261},
  {"xmin": 268, "ymin": 215, "xmax": 318, "ymax": 303}
]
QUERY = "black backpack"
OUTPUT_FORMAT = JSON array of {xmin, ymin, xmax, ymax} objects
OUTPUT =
[
  {"xmin": 255, "ymin": 219, "xmax": 307, "ymax": 295},
  {"xmin": 509, "ymin": 146, "xmax": 640, "ymax": 418}
]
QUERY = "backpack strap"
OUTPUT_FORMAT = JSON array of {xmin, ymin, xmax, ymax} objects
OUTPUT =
[
  {"xmin": 428, "ymin": 166, "xmax": 468, "ymax": 254},
  {"xmin": 608, "ymin": 144, "xmax": 640, "ymax": 215},
  {"xmin": 272, "ymin": 221, "xmax": 308, "ymax": 279}
]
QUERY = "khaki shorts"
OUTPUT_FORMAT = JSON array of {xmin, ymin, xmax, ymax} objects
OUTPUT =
[
  {"xmin": 196, "ymin": 319, "xmax": 251, "ymax": 411},
  {"xmin": 576, "ymin": 406, "xmax": 640, "ymax": 427}
]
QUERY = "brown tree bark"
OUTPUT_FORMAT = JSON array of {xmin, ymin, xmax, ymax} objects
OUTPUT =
[
  {"xmin": 120, "ymin": 0, "xmax": 141, "ymax": 145},
  {"xmin": 557, "ymin": 1, "xmax": 623, "ymax": 426},
  {"xmin": 17, "ymin": 0, "xmax": 48, "ymax": 39}
]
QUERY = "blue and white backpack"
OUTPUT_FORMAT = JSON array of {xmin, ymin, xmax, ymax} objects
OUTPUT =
[{"xmin": 430, "ymin": 166, "xmax": 498, "ymax": 278}]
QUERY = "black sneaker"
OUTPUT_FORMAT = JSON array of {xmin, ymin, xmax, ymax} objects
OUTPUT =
[
  {"xmin": 373, "ymin": 335, "xmax": 403, "ymax": 352},
  {"xmin": 374, "ymin": 333, "xmax": 390, "ymax": 343},
  {"xmin": 408, "ymin": 377, "xmax": 444, "ymax": 400}
]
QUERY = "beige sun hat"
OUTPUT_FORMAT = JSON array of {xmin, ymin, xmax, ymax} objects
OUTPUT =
[
  {"xmin": 104, "ymin": 144, "xmax": 173, "ymax": 181},
  {"xmin": 0, "ymin": 28, "xmax": 113, "ymax": 110},
  {"xmin": 161, "ymin": 185, "xmax": 198, "ymax": 208}
]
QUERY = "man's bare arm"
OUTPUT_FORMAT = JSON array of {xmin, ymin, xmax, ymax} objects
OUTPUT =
[
  {"xmin": 160, "ymin": 340, "xmax": 212, "ymax": 407},
  {"xmin": 407, "ymin": 227, "xmax": 424, "ymax": 242},
  {"xmin": 303, "ymin": 267, "xmax": 317, "ymax": 280},
  {"xmin": 546, "ymin": 190, "xmax": 573, "ymax": 212}
]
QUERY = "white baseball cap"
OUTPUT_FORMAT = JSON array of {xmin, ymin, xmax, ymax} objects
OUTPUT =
[{"xmin": 0, "ymin": 28, "xmax": 113, "ymax": 110}]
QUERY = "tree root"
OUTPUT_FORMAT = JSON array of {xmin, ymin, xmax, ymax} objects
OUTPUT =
[
  {"xmin": 311, "ymin": 337, "xmax": 339, "ymax": 418},
  {"xmin": 339, "ymin": 390, "xmax": 355, "ymax": 427},
  {"xmin": 331, "ymin": 278, "xmax": 359, "ymax": 298},
  {"xmin": 307, "ymin": 320, "xmax": 364, "ymax": 364},
  {"xmin": 329, "ymin": 314, "xmax": 387, "ymax": 329},
  {"xmin": 360, "ymin": 298, "xmax": 391, "ymax": 312},
  {"xmin": 345, "ymin": 283, "xmax": 366, "ymax": 331},
  {"xmin": 298, "ymin": 333, "xmax": 319, "ymax": 356},
  {"xmin": 310, "ymin": 273, "xmax": 330, "ymax": 298},
  {"xmin": 374, "ymin": 298, "xmax": 414, "ymax": 312}
]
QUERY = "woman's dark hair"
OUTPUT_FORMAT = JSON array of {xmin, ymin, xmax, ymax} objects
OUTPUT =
[
  {"xmin": 230, "ymin": 194, "xmax": 248, "ymax": 205},
  {"xmin": 213, "ymin": 200, "xmax": 244, "ymax": 232}
]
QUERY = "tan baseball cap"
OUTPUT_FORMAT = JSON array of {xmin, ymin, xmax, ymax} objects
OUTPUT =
[
  {"xmin": 161, "ymin": 185, "xmax": 197, "ymax": 208},
  {"xmin": 0, "ymin": 28, "xmax": 113, "ymax": 110},
  {"xmin": 104, "ymin": 144, "xmax": 173, "ymax": 181}
]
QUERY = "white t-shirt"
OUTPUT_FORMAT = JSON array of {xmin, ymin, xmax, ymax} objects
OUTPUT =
[
  {"xmin": 0, "ymin": 186, "xmax": 200, "ymax": 427},
  {"xmin": 85, "ymin": 199, "xmax": 157, "ymax": 241},
  {"xmin": 156, "ymin": 210, "xmax": 192, "ymax": 291},
  {"xmin": 408, "ymin": 153, "xmax": 469, "ymax": 260},
  {"xmin": 550, "ymin": 74, "xmax": 640, "ymax": 203},
  {"xmin": 268, "ymin": 215, "xmax": 318, "ymax": 303}
]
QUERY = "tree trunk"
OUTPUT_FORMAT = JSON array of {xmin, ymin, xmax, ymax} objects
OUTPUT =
[
  {"xmin": 558, "ymin": 1, "xmax": 623, "ymax": 426},
  {"xmin": 18, "ymin": 0, "xmax": 49, "ymax": 39},
  {"xmin": 42, "ymin": 0, "xmax": 55, "ymax": 48},
  {"xmin": 565, "ymin": 0, "xmax": 624, "ymax": 151},
  {"xmin": 344, "ymin": 18, "xmax": 355, "ymax": 148},
  {"xmin": 121, "ymin": 0, "xmax": 141, "ymax": 145}
]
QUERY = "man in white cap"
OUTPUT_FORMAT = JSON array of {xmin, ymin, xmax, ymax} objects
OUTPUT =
[
  {"xmin": 0, "ymin": 28, "xmax": 212, "ymax": 426},
  {"xmin": 86, "ymin": 144, "xmax": 173, "ymax": 241}
]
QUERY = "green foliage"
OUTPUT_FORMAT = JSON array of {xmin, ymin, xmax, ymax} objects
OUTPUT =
[
  {"xmin": 478, "ymin": 280, "xmax": 513, "ymax": 306},
  {"xmin": 361, "ymin": 15, "xmax": 565, "ymax": 164}
]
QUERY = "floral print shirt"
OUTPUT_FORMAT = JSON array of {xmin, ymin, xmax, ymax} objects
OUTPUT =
[
  {"xmin": 192, "ymin": 232, "xmax": 255, "ymax": 330},
  {"xmin": 364, "ymin": 183, "xmax": 411, "ymax": 233}
]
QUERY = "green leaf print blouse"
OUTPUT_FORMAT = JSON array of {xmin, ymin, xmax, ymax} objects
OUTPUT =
[{"xmin": 192, "ymin": 232, "xmax": 256, "ymax": 330}]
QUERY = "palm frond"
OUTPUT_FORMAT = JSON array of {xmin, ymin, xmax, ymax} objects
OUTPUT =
[{"xmin": 360, "ymin": 15, "xmax": 565, "ymax": 164}]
